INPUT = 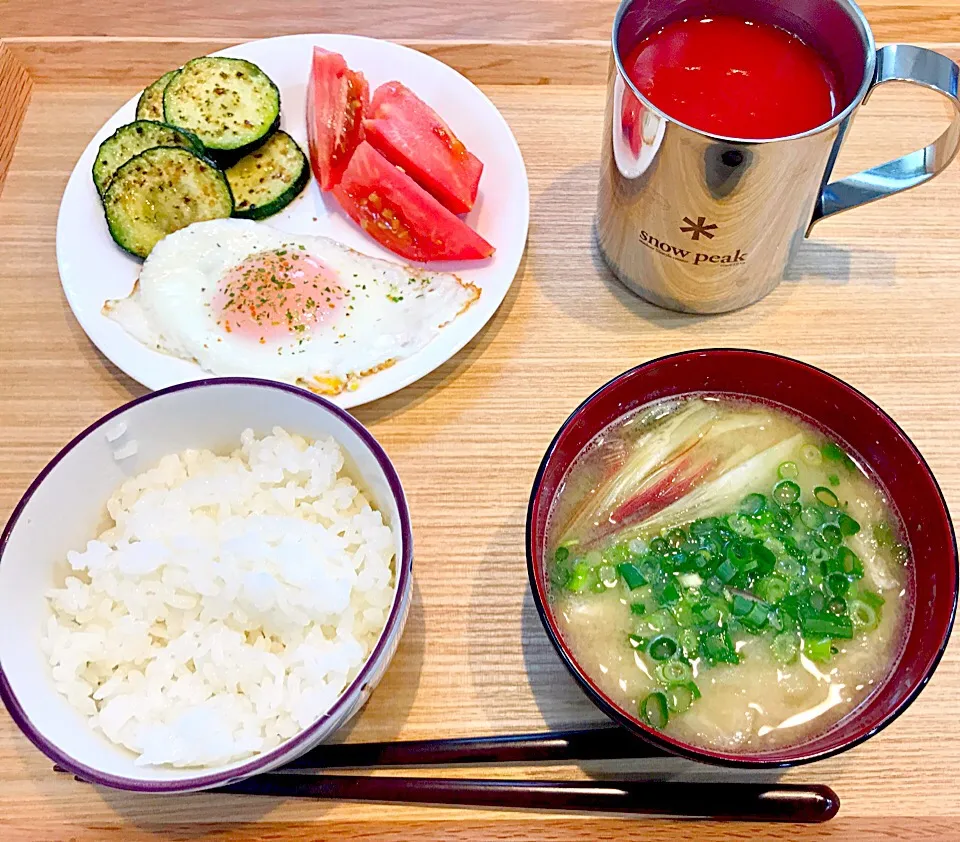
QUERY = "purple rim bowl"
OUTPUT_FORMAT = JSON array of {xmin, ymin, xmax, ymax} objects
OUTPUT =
[
  {"xmin": 527, "ymin": 349, "xmax": 958, "ymax": 768},
  {"xmin": 0, "ymin": 378, "xmax": 413, "ymax": 792}
]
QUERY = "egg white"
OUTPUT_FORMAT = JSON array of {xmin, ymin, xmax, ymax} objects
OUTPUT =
[{"xmin": 103, "ymin": 220, "xmax": 480, "ymax": 394}]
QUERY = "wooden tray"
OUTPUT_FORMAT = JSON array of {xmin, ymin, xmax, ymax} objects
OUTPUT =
[{"xmin": 1, "ymin": 33, "xmax": 959, "ymax": 841}]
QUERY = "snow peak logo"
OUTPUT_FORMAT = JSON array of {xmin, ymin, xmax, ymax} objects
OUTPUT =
[{"xmin": 639, "ymin": 216, "xmax": 747, "ymax": 265}]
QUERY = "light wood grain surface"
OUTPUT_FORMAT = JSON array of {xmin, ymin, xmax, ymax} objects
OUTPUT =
[{"xmin": 2, "ymin": 4, "xmax": 960, "ymax": 840}]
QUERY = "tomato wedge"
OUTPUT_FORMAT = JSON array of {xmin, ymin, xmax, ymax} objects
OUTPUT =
[
  {"xmin": 306, "ymin": 47, "xmax": 369, "ymax": 190},
  {"xmin": 363, "ymin": 81, "xmax": 483, "ymax": 215},
  {"xmin": 333, "ymin": 141, "xmax": 494, "ymax": 262}
]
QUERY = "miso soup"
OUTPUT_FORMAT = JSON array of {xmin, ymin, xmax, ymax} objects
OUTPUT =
[{"xmin": 546, "ymin": 395, "xmax": 911, "ymax": 753}]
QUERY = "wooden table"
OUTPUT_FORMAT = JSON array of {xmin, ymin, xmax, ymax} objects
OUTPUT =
[{"xmin": 2, "ymin": 2, "xmax": 959, "ymax": 839}]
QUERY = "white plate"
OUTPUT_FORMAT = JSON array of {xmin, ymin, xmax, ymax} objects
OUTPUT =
[{"xmin": 56, "ymin": 34, "xmax": 529, "ymax": 409}]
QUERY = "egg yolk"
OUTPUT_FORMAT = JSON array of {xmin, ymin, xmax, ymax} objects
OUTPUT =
[{"xmin": 215, "ymin": 248, "xmax": 343, "ymax": 342}]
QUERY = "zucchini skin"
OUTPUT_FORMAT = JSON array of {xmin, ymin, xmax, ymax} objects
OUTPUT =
[
  {"xmin": 207, "ymin": 113, "xmax": 281, "ymax": 168},
  {"xmin": 92, "ymin": 120, "xmax": 203, "ymax": 196},
  {"xmin": 136, "ymin": 69, "xmax": 180, "ymax": 121},
  {"xmin": 226, "ymin": 130, "xmax": 310, "ymax": 220},
  {"xmin": 103, "ymin": 146, "xmax": 234, "ymax": 259},
  {"xmin": 162, "ymin": 57, "xmax": 281, "ymax": 155}
]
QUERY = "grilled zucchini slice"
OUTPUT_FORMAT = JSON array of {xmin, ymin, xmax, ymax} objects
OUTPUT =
[
  {"xmin": 225, "ymin": 130, "xmax": 309, "ymax": 220},
  {"xmin": 163, "ymin": 56, "xmax": 281, "ymax": 154},
  {"xmin": 92, "ymin": 120, "xmax": 202, "ymax": 196},
  {"xmin": 136, "ymin": 69, "xmax": 180, "ymax": 121},
  {"xmin": 103, "ymin": 146, "xmax": 234, "ymax": 258}
]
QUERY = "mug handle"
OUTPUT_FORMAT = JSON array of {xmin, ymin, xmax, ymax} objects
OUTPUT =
[{"xmin": 810, "ymin": 44, "xmax": 960, "ymax": 227}]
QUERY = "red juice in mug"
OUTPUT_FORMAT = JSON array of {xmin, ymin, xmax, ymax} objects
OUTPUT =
[{"xmin": 623, "ymin": 14, "xmax": 841, "ymax": 138}]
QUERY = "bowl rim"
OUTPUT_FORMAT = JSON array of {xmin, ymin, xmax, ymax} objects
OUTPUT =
[
  {"xmin": 0, "ymin": 376, "xmax": 414, "ymax": 791},
  {"xmin": 526, "ymin": 348, "xmax": 958, "ymax": 768}
]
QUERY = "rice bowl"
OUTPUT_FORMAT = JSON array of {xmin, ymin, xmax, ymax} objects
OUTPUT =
[{"xmin": 0, "ymin": 379, "xmax": 413, "ymax": 791}]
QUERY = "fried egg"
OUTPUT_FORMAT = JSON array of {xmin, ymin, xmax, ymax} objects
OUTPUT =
[{"xmin": 103, "ymin": 219, "xmax": 480, "ymax": 394}]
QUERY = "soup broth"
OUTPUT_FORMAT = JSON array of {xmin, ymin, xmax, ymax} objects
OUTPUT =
[{"xmin": 546, "ymin": 395, "xmax": 911, "ymax": 753}]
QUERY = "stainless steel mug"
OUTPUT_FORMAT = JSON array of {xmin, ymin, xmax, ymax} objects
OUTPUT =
[{"xmin": 597, "ymin": 0, "xmax": 960, "ymax": 313}]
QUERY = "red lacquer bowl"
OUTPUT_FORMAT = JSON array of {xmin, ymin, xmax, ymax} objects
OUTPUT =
[{"xmin": 526, "ymin": 349, "xmax": 958, "ymax": 767}]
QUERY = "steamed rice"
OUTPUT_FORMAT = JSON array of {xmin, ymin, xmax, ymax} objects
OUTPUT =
[{"xmin": 42, "ymin": 427, "xmax": 396, "ymax": 768}]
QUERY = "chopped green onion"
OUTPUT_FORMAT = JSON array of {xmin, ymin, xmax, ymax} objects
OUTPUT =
[
  {"xmin": 630, "ymin": 602, "xmax": 647, "ymax": 616},
  {"xmin": 873, "ymin": 522, "xmax": 895, "ymax": 548},
  {"xmin": 752, "ymin": 543, "xmax": 777, "ymax": 574},
  {"xmin": 665, "ymin": 528, "xmax": 685, "ymax": 548},
  {"xmin": 666, "ymin": 682, "xmax": 699, "ymax": 714},
  {"xmin": 822, "ymin": 441, "xmax": 855, "ymax": 471},
  {"xmin": 649, "ymin": 537, "xmax": 668, "ymax": 555},
  {"xmin": 555, "ymin": 546, "xmax": 569, "ymax": 563},
  {"xmin": 772, "ymin": 631, "xmax": 800, "ymax": 664},
  {"xmin": 640, "ymin": 691, "xmax": 669, "ymax": 729},
  {"xmin": 628, "ymin": 633, "xmax": 647, "ymax": 649},
  {"xmin": 731, "ymin": 593, "xmax": 754, "ymax": 616},
  {"xmin": 828, "ymin": 473, "xmax": 840, "ymax": 487},
  {"xmin": 826, "ymin": 572, "xmax": 850, "ymax": 597},
  {"xmin": 849, "ymin": 599, "xmax": 879, "ymax": 631},
  {"xmin": 800, "ymin": 506, "xmax": 824, "ymax": 529},
  {"xmin": 692, "ymin": 548, "xmax": 713, "ymax": 570},
  {"xmin": 702, "ymin": 628, "xmax": 739, "ymax": 665},
  {"xmin": 717, "ymin": 559, "xmax": 738, "ymax": 584},
  {"xmin": 836, "ymin": 546, "xmax": 863, "ymax": 578},
  {"xmin": 728, "ymin": 514, "xmax": 754, "ymax": 537},
  {"xmin": 692, "ymin": 600, "xmax": 721, "ymax": 626},
  {"xmin": 803, "ymin": 635, "xmax": 834, "ymax": 662},
  {"xmin": 726, "ymin": 541, "xmax": 753, "ymax": 568},
  {"xmin": 618, "ymin": 562, "xmax": 647, "ymax": 590},
  {"xmin": 756, "ymin": 575, "xmax": 789, "ymax": 604},
  {"xmin": 655, "ymin": 581, "xmax": 680, "ymax": 606},
  {"xmin": 860, "ymin": 590, "xmax": 886, "ymax": 610},
  {"xmin": 742, "ymin": 600, "xmax": 771, "ymax": 629},
  {"xmin": 827, "ymin": 596, "xmax": 846, "ymax": 615},
  {"xmin": 838, "ymin": 514, "xmax": 860, "ymax": 536},
  {"xmin": 764, "ymin": 535, "xmax": 786, "ymax": 554},
  {"xmin": 800, "ymin": 611, "xmax": 853, "ymax": 639},
  {"xmin": 740, "ymin": 493, "xmax": 766, "ymax": 515},
  {"xmin": 599, "ymin": 564, "xmax": 618, "ymax": 588},
  {"xmin": 777, "ymin": 461, "xmax": 799, "ymax": 480},
  {"xmin": 801, "ymin": 443, "xmax": 823, "ymax": 465},
  {"xmin": 565, "ymin": 562, "xmax": 590, "ymax": 592},
  {"xmin": 814, "ymin": 486, "xmax": 839, "ymax": 508},
  {"xmin": 648, "ymin": 634, "xmax": 679, "ymax": 661},
  {"xmin": 646, "ymin": 609, "xmax": 676, "ymax": 633},
  {"xmin": 690, "ymin": 517, "xmax": 720, "ymax": 537},
  {"xmin": 809, "ymin": 546, "xmax": 831, "ymax": 565},
  {"xmin": 678, "ymin": 628, "xmax": 700, "ymax": 659},
  {"xmin": 773, "ymin": 480, "xmax": 801, "ymax": 506},
  {"xmin": 657, "ymin": 660, "xmax": 693, "ymax": 685},
  {"xmin": 821, "ymin": 442, "xmax": 844, "ymax": 461},
  {"xmin": 816, "ymin": 524, "xmax": 843, "ymax": 549},
  {"xmin": 776, "ymin": 556, "xmax": 803, "ymax": 580}
]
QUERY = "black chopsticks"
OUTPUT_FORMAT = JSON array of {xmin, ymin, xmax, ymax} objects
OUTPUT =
[
  {"xmin": 285, "ymin": 725, "xmax": 663, "ymax": 768},
  {"xmin": 57, "ymin": 726, "xmax": 840, "ymax": 822},
  {"xmin": 219, "ymin": 774, "xmax": 839, "ymax": 822},
  {"xmin": 227, "ymin": 727, "xmax": 838, "ymax": 822}
]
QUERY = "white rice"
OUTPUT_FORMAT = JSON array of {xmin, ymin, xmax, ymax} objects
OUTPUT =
[{"xmin": 42, "ymin": 427, "xmax": 396, "ymax": 768}]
